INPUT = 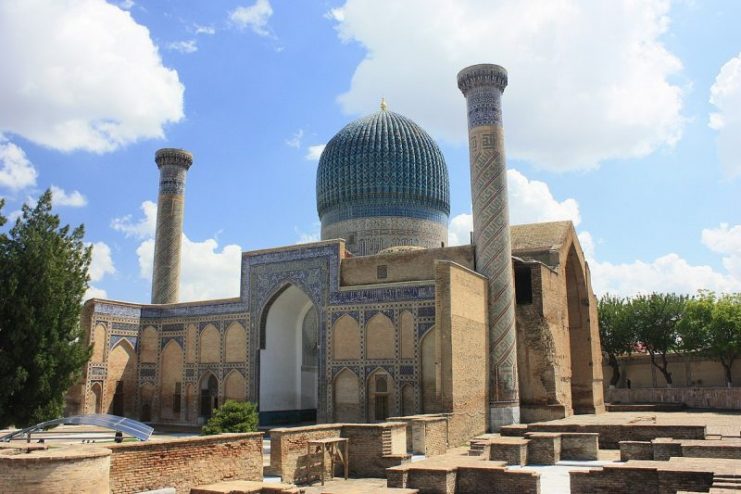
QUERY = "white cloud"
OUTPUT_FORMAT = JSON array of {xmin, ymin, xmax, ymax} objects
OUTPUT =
[
  {"xmin": 702, "ymin": 223, "xmax": 741, "ymax": 279},
  {"xmin": 0, "ymin": 137, "xmax": 37, "ymax": 190},
  {"xmin": 448, "ymin": 213, "xmax": 473, "ymax": 246},
  {"xmin": 111, "ymin": 200, "xmax": 157, "ymax": 239},
  {"xmin": 85, "ymin": 241, "xmax": 116, "ymax": 301},
  {"xmin": 117, "ymin": 201, "xmax": 242, "ymax": 301},
  {"xmin": 285, "ymin": 129, "xmax": 304, "ymax": 148},
  {"xmin": 507, "ymin": 169, "xmax": 581, "ymax": 226},
  {"xmin": 709, "ymin": 52, "xmax": 741, "ymax": 177},
  {"xmin": 230, "ymin": 0, "xmax": 274, "ymax": 37},
  {"xmin": 324, "ymin": 8, "xmax": 345, "ymax": 22},
  {"xmin": 194, "ymin": 24, "xmax": 216, "ymax": 35},
  {"xmin": 167, "ymin": 40, "xmax": 198, "ymax": 54},
  {"xmin": 295, "ymin": 223, "xmax": 321, "ymax": 244},
  {"xmin": 581, "ymin": 230, "xmax": 741, "ymax": 297},
  {"xmin": 136, "ymin": 235, "xmax": 242, "ymax": 302},
  {"xmin": 586, "ymin": 251, "xmax": 741, "ymax": 297},
  {"xmin": 50, "ymin": 185, "xmax": 87, "ymax": 207},
  {"xmin": 332, "ymin": 0, "xmax": 684, "ymax": 170},
  {"xmin": 448, "ymin": 168, "xmax": 582, "ymax": 245},
  {"xmin": 89, "ymin": 241, "xmax": 115, "ymax": 282},
  {"xmin": 0, "ymin": 0, "xmax": 184, "ymax": 153},
  {"xmin": 305, "ymin": 144, "xmax": 326, "ymax": 160},
  {"xmin": 119, "ymin": 0, "xmax": 134, "ymax": 10}
]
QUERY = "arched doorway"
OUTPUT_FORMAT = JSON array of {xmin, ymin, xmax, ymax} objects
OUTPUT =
[
  {"xmin": 200, "ymin": 374, "xmax": 219, "ymax": 420},
  {"xmin": 259, "ymin": 284, "xmax": 318, "ymax": 425},
  {"xmin": 566, "ymin": 245, "xmax": 595, "ymax": 413}
]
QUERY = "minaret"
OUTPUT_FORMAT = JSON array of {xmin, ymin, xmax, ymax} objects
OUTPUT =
[
  {"xmin": 151, "ymin": 148, "xmax": 193, "ymax": 304},
  {"xmin": 457, "ymin": 64, "xmax": 520, "ymax": 429}
]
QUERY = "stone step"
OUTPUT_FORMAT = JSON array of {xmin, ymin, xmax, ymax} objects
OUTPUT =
[{"xmin": 190, "ymin": 480, "xmax": 300, "ymax": 494}]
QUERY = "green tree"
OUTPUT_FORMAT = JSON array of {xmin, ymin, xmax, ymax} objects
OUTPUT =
[
  {"xmin": 678, "ymin": 291, "xmax": 741, "ymax": 386},
  {"xmin": 0, "ymin": 191, "xmax": 92, "ymax": 428},
  {"xmin": 202, "ymin": 400, "xmax": 258, "ymax": 435},
  {"xmin": 598, "ymin": 294, "xmax": 635, "ymax": 387},
  {"xmin": 630, "ymin": 292, "xmax": 687, "ymax": 386}
]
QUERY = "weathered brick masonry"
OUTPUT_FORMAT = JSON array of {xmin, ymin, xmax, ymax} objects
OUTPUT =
[{"xmin": 107, "ymin": 433, "xmax": 263, "ymax": 494}]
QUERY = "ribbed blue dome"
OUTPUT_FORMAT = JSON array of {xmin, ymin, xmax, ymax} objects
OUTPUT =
[{"xmin": 316, "ymin": 110, "xmax": 450, "ymax": 223}]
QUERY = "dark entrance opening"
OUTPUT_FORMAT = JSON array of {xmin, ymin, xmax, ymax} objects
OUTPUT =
[{"xmin": 200, "ymin": 375, "xmax": 218, "ymax": 420}]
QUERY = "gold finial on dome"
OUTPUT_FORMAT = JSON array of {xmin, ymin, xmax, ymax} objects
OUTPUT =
[{"xmin": 380, "ymin": 97, "xmax": 388, "ymax": 111}]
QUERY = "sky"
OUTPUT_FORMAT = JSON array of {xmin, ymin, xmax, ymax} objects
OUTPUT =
[{"xmin": 0, "ymin": 0, "xmax": 739, "ymax": 303}]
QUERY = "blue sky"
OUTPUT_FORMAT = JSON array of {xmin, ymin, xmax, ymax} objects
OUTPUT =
[{"xmin": 0, "ymin": 0, "xmax": 739, "ymax": 303}]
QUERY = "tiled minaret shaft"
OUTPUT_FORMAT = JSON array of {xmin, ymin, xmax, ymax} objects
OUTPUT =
[
  {"xmin": 457, "ymin": 64, "xmax": 520, "ymax": 429},
  {"xmin": 151, "ymin": 148, "xmax": 193, "ymax": 304}
]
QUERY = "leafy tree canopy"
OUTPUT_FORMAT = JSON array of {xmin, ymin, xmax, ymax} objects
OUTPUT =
[
  {"xmin": 678, "ymin": 291, "xmax": 741, "ymax": 385},
  {"xmin": 598, "ymin": 294, "xmax": 635, "ymax": 386},
  {"xmin": 0, "ymin": 191, "xmax": 92, "ymax": 428},
  {"xmin": 202, "ymin": 400, "xmax": 258, "ymax": 435},
  {"xmin": 628, "ymin": 292, "xmax": 687, "ymax": 385}
]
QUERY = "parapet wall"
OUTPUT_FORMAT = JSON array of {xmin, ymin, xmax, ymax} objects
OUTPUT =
[
  {"xmin": 108, "ymin": 433, "xmax": 263, "ymax": 494},
  {"xmin": 0, "ymin": 446, "xmax": 111, "ymax": 494},
  {"xmin": 606, "ymin": 387, "xmax": 741, "ymax": 410}
]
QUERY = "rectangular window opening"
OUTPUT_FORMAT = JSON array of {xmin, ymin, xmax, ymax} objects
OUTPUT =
[
  {"xmin": 515, "ymin": 265, "xmax": 533, "ymax": 305},
  {"xmin": 377, "ymin": 264, "xmax": 388, "ymax": 280}
]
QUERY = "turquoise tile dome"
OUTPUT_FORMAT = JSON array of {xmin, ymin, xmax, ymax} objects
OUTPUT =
[{"xmin": 316, "ymin": 109, "xmax": 450, "ymax": 224}]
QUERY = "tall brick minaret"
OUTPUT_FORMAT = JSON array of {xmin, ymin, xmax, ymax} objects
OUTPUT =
[
  {"xmin": 457, "ymin": 64, "xmax": 520, "ymax": 429},
  {"xmin": 151, "ymin": 148, "xmax": 193, "ymax": 304}
]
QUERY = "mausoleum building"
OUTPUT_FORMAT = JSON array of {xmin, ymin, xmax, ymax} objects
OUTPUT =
[{"xmin": 70, "ymin": 64, "xmax": 604, "ymax": 434}]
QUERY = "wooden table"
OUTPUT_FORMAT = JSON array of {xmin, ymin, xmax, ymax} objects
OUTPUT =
[{"xmin": 307, "ymin": 437, "xmax": 349, "ymax": 485}]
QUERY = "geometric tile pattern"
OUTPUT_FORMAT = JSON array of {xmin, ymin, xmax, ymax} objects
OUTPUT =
[{"xmin": 458, "ymin": 64, "xmax": 520, "ymax": 411}]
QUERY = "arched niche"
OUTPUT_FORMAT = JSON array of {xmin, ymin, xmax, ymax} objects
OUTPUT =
[
  {"xmin": 333, "ymin": 368, "xmax": 360, "ymax": 422},
  {"xmin": 159, "ymin": 339, "xmax": 184, "ymax": 421},
  {"xmin": 199, "ymin": 324, "xmax": 220, "ymax": 363},
  {"xmin": 366, "ymin": 313, "xmax": 395, "ymax": 360},
  {"xmin": 224, "ymin": 369, "xmax": 247, "ymax": 402},
  {"xmin": 199, "ymin": 372, "xmax": 219, "ymax": 420},
  {"xmin": 367, "ymin": 368, "xmax": 395, "ymax": 422},
  {"xmin": 106, "ymin": 339, "xmax": 137, "ymax": 417},
  {"xmin": 332, "ymin": 314, "xmax": 360, "ymax": 360},
  {"xmin": 225, "ymin": 322, "xmax": 247, "ymax": 363},
  {"xmin": 259, "ymin": 284, "xmax": 318, "ymax": 424}
]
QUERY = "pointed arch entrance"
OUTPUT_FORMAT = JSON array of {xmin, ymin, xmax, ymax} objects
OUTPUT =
[
  {"xmin": 566, "ymin": 245, "xmax": 595, "ymax": 413},
  {"xmin": 258, "ymin": 284, "xmax": 318, "ymax": 425}
]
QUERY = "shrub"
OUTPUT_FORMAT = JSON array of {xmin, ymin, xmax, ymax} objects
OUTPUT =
[{"xmin": 202, "ymin": 400, "xmax": 258, "ymax": 435}]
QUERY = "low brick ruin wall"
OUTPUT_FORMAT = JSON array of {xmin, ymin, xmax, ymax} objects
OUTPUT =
[
  {"xmin": 606, "ymin": 387, "xmax": 741, "ymax": 410},
  {"xmin": 620, "ymin": 438, "xmax": 741, "ymax": 462},
  {"xmin": 0, "ymin": 446, "xmax": 111, "ymax": 494},
  {"xmin": 269, "ymin": 424, "xmax": 343, "ymax": 484},
  {"xmin": 571, "ymin": 463, "xmax": 715, "ymax": 494},
  {"xmin": 108, "ymin": 432, "xmax": 263, "ymax": 494},
  {"xmin": 456, "ymin": 465, "xmax": 540, "ymax": 494},
  {"xmin": 520, "ymin": 423, "xmax": 706, "ymax": 449},
  {"xmin": 269, "ymin": 422, "xmax": 409, "ymax": 484},
  {"xmin": 389, "ymin": 414, "xmax": 449, "ymax": 456}
]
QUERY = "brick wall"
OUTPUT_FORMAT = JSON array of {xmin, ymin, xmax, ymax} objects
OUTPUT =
[
  {"xmin": 435, "ymin": 261, "xmax": 488, "ymax": 446},
  {"xmin": 456, "ymin": 466, "xmax": 540, "ymax": 494},
  {"xmin": 270, "ymin": 424, "xmax": 343, "ymax": 483},
  {"xmin": 559, "ymin": 433, "xmax": 599, "ymax": 461},
  {"xmin": 606, "ymin": 386, "xmax": 741, "ymax": 410},
  {"xmin": 108, "ymin": 432, "xmax": 263, "ymax": 494},
  {"xmin": 269, "ymin": 422, "xmax": 409, "ymax": 484},
  {"xmin": 0, "ymin": 446, "xmax": 110, "ymax": 494},
  {"xmin": 570, "ymin": 466, "xmax": 659, "ymax": 494},
  {"xmin": 526, "ymin": 423, "xmax": 706, "ymax": 449},
  {"xmin": 620, "ymin": 441, "xmax": 654, "ymax": 461}
]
